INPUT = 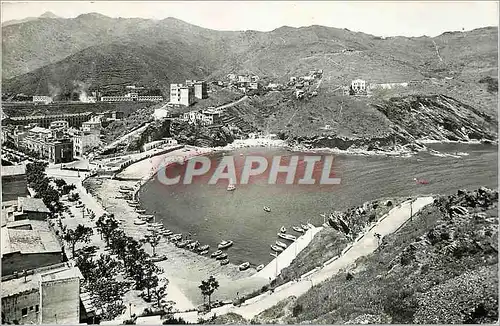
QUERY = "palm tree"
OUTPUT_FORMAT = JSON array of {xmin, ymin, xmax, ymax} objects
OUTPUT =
[{"xmin": 199, "ymin": 276, "xmax": 219, "ymax": 311}]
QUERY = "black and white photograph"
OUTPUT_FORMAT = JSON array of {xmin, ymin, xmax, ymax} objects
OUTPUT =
[{"xmin": 0, "ymin": 1, "xmax": 498, "ymax": 324}]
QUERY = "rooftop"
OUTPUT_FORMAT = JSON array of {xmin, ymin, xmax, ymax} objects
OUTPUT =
[
  {"xmin": 1, "ymin": 262, "xmax": 82, "ymax": 299},
  {"xmin": 18, "ymin": 197, "xmax": 50, "ymax": 213},
  {"xmin": 1, "ymin": 164, "xmax": 26, "ymax": 176},
  {"xmin": 29, "ymin": 126, "xmax": 52, "ymax": 134},
  {"xmin": 1, "ymin": 221, "xmax": 62, "ymax": 256}
]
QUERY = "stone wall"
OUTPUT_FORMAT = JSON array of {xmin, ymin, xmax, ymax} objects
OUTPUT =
[{"xmin": 2, "ymin": 252, "xmax": 63, "ymax": 276}]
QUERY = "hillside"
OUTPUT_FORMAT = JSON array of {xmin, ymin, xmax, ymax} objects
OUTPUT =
[{"xmin": 219, "ymin": 187, "xmax": 498, "ymax": 324}]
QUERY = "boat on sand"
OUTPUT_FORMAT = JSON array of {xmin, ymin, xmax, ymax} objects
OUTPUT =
[
  {"xmin": 277, "ymin": 233, "xmax": 296, "ymax": 241},
  {"xmin": 211, "ymin": 250, "xmax": 223, "ymax": 258},
  {"xmin": 238, "ymin": 262, "xmax": 250, "ymax": 271},
  {"xmin": 256, "ymin": 264, "xmax": 265, "ymax": 271}
]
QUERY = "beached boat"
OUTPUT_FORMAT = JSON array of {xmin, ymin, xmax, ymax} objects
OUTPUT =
[
  {"xmin": 187, "ymin": 241, "xmax": 200, "ymax": 250},
  {"xmin": 198, "ymin": 245, "xmax": 210, "ymax": 252},
  {"xmin": 263, "ymin": 206, "xmax": 271, "ymax": 212},
  {"xmin": 170, "ymin": 234, "xmax": 182, "ymax": 241},
  {"xmin": 277, "ymin": 233, "xmax": 296, "ymax": 241},
  {"xmin": 176, "ymin": 240, "xmax": 189, "ymax": 248},
  {"xmin": 120, "ymin": 185, "xmax": 134, "ymax": 191},
  {"xmin": 227, "ymin": 184, "xmax": 236, "ymax": 191},
  {"xmin": 270, "ymin": 245, "xmax": 284, "ymax": 252},
  {"xmin": 256, "ymin": 264, "xmax": 265, "ymax": 271},
  {"xmin": 211, "ymin": 250, "xmax": 223, "ymax": 258},
  {"xmin": 135, "ymin": 209, "xmax": 146, "ymax": 214},
  {"xmin": 216, "ymin": 253, "xmax": 228, "ymax": 260},
  {"xmin": 220, "ymin": 259, "xmax": 230, "ymax": 266},
  {"xmin": 238, "ymin": 262, "xmax": 250, "ymax": 271},
  {"xmin": 147, "ymin": 254, "xmax": 168, "ymax": 263},
  {"xmin": 280, "ymin": 226, "xmax": 286, "ymax": 233},
  {"xmin": 199, "ymin": 250, "xmax": 209, "ymax": 255},
  {"xmin": 127, "ymin": 200, "xmax": 139, "ymax": 204},
  {"xmin": 218, "ymin": 240, "xmax": 233, "ymax": 249},
  {"xmin": 119, "ymin": 189, "xmax": 132, "ymax": 194},
  {"xmin": 270, "ymin": 252, "xmax": 278, "ymax": 258},
  {"xmin": 149, "ymin": 222, "xmax": 163, "ymax": 228},
  {"xmin": 139, "ymin": 214, "xmax": 154, "ymax": 221},
  {"xmin": 276, "ymin": 240, "xmax": 287, "ymax": 249},
  {"xmin": 115, "ymin": 195, "xmax": 126, "ymax": 199},
  {"xmin": 162, "ymin": 230, "xmax": 173, "ymax": 236},
  {"xmin": 301, "ymin": 224, "xmax": 309, "ymax": 230},
  {"xmin": 292, "ymin": 226, "xmax": 305, "ymax": 233},
  {"xmin": 133, "ymin": 219, "xmax": 146, "ymax": 225},
  {"xmin": 129, "ymin": 203, "xmax": 140, "ymax": 208}
]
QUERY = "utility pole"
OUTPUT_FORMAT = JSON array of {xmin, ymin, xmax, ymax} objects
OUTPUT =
[
  {"xmin": 275, "ymin": 252, "xmax": 278, "ymax": 278},
  {"xmin": 410, "ymin": 199, "xmax": 413, "ymax": 221}
]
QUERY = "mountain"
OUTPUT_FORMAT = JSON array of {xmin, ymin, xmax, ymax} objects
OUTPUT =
[
  {"xmin": 2, "ymin": 14, "xmax": 497, "ymax": 118},
  {"xmin": 2, "ymin": 11, "xmax": 60, "ymax": 27}
]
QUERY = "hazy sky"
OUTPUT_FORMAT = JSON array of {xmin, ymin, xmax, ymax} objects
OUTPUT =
[{"xmin": 2, "ymin": 1, "xmax": 498, "ymax": 37}]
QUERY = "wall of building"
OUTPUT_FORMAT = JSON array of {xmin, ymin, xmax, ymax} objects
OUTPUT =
[
  {"xmin": 2, "ymin": 252, "xmax": 63, "ymax": 276},
  {"xmin": 41, "ymin": 277, "xmax": 80, "ymax": 324},
  {"xmin": 1, "ymin": 289, "xmax": 39, "ymax": 324},
  {"xmin": 1, "ymin": 175, "xmax": 29, "ymax": 202}
]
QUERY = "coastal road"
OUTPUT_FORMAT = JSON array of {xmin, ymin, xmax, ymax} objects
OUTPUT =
[
  {"xmin": 103, "ymin": 122, "xmax": 151, "ymax": 151},
  {"xmin": 175, "ymin": 196, "xmax": 434, "ymax": 322}
]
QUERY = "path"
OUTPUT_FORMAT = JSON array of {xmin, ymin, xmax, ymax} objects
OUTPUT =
[
  {"xmin": 432, "ymin": 40, "xmax": 444, "ymax": 62},
  {"xmin": 104, "ymin": 123, "xmax": 151, "ymax": 151},
  {"xmin": 215, "ymin": 95, "xmax": 248, "ymax": 110},
  {"xmin": 175, "ymin": 196, "xmax": 434, "ymax": 322}
]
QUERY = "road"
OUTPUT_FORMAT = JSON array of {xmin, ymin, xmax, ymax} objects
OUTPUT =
[
  {"xmin": 175, "ymin": 196, "xmax": 434, "ymax": 322},
  {"xmin": 104, "ymin": 122, "xmax": 151, "ymax": 151},
  {"xmin": 215, "ymin": 95, "xmax": 248, "ymax": 110}
]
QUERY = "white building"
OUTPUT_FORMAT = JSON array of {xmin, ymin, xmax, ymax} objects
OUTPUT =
[
  {"xmin": 137, "ymin": 95, "xmax": 163, "ymax": 102},
  {"xmin": 170, "ymin": 84, "xmax": 195, "ymax": 106},
  {"xmin": 72, "ymin": 131, "xmax": 100, "ymax": 157},
  {"xmin": 32, "ymin": 96, "xmax": 52, "ymax": 105},
  {"xmin": 351, "ymin": 79, "xmax": 367, "ymax": 92},
  {"xmin": 81, "ymin": 118, "xmax": 102, "ymax": 134},
  {"xmin": 153, "ymin": 108, "xmax": 170, "ymax": 120}
]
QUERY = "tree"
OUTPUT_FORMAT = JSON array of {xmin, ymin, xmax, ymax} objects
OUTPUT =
[
  {"xmin": 54, "ymin": 178, "xmax": 67, "ymax": 189},
  {"xmin": 75, "ymin": 251, "xmax": 97, "ymax": 282},
  {"xmin": 63, "ymin": 224, "xmax": 94, "ymax": 257},
  {"xmin": 134, "ymin": 262, "xmax": 160, "ymax": 300},
  {"xmin": 61, "ymin": 184, "xmax": 76, "ymax": 195},
  {"xmin": 199, "ymin": 276, "xmax": 219, "ymax": 311},
  {"xmin": 151, "ymin": 278, "xmax": 169, "ymax": 308},
  {"xmin": 26, "ymin": 161, "xmax": 48, "ymax": 184}
]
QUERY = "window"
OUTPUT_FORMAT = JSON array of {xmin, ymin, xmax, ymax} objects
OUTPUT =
[
  {"xmin": 29, "ymin": 306, "xmax": 34, "ymax": 311},
  {"xmin": 21, "ymin": 308, "xmax": 28, "ymax": 316},
  {"xmin": 35, "ymin": 305, "xmax": 39, "ymax": 313}
]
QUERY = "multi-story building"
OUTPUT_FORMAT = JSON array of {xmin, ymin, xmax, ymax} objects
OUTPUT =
[
  {"xmin": 7, "ymin": 112, "xmax": 93, "ymax": 128},
  {"xmin": 186, "ymin": 80, "xmax": 208, "ymax": 99},
  {"xmin": 351, "ymin": 79, "xmax": 367, "ymax": 93},
  {"xmin": 32, "ymin": 96, "xmax": 53, "ymax": 105},
  {"xmin": 170, "ymin": 84, "xmax": 195, "ymax": 106},
  {"xmin": 1, "ymin": 219, "xmax": 64, "ymax": 276},
  {"xmin": 238, "ymin": 75, "xmax": 251, "ymax": 83},
  {"xmin": 71, "ymin": 130, "xmax": 100, "ymax": 157},
  {"xmin": 137, "ymin": 95, "xmax": 164, "ymax": 102},
  {"xmin": 22, "ymin": 132, "xmax": 73, "ymax": 164},
  {"xmin": 101, "ymin": 92, "xmax": 163, "ymax": 102},
  {"xmin": 1, "ymin": 262, "xmax": 83, "ymax": 325},
  {"xmin": 1, "ymin": 165, "xmax": 29, "ymax": 202}
]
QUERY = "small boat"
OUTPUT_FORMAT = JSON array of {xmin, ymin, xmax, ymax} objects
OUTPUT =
[
  {"xmin": 148, "ymin": 254, "xmax": 168, "ymax": 263},
  {"xmin": 136, "ymin": 209, "xmax": 146, "ymax": 214},
  {"xmin": 280, "ymin": 226, "xmax": 286, "ymax": 233},
  {"xmin": 270, "ymin": 252, "xmax": 278, "ymax": 258},
  {"xmin": 170, "ymin": 234, "xmax": 182, "ymax": 241},
  {"xmin": 256, "ymin": 264, "xmax": 265, "ymax": 271},
  {"xmin": 216, "ymin": 253, "xmax": 228, "ymax": 260},
  {"xmin": 218, "ymin": 240, "xmax": 233, "ymax": 249},
  {"xmin": 211, "ymin": 250, "xmax": 223, "ymax": 258},
  {"xmin": 129, "ymin": 203, "xmax": 140, "ymax": 207},
  {"xmin": 119, "ymin": 189, "xmax": 132, "ymax": 194},
  {"xmin": 120, "ymin": 185, "xmax": 134, "ymax": 191},
  {"xmin": 198, "ymin": 245, "xmax": 210, "ymax": 252},
  {"xmin": 176, "ymin": 240, "xmax": 189, "ymax": 248},
  {"xmin": 270, "ymin": 245, "xmax": 284, "ymax": 252},
  {"xmin": 227, "ymin": 184, "xmax": 236, "ymax": 191},
  {"xmin": 162, "ymin": 230, "xmax": 173, "ymax": 236},
  {"xmin": 277, "ymin": 233, "xmax": 296, "ymax": 241},
  {"xmin": 263, "ymin": 206, "xmax": 271, "ymax": 212},
  {"xmin": 127, "ymin": 200, "xmax": 139, "ymax": 204},
  {"xmin": 139, "ymin": 214, "xmax": 154, "ymax": 221},
  {"xmin": 292, "ymin": 226, "xmax": 305, "ymax": 233},
  {"xmin": 301, "ymin": 224, "xmax": 309, "ymax": 230},
  {"xmin": 133, "ymin": 219, "xmax": 146, "ymax": 225},
  {"xmin": 238, "ymin": 262, "xmax": 250, "ymax": 271},
  {"xmin": 276, "ymin": 241, "xmax": 287, "ymax": 249},
  {"xmin": 220, "ymin": 259, "xmax": 229, "ymax": 266},
  {"xmin": 199, "ymin": 250, "xmax": 209, "ymax": 255},
  {"xmin": 149, "ymin": 222, "xmax": 163, "ymax": 228},
  {"xmin": 414, "ymin": 178, "xmax": 429, "ymax": 185}
]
